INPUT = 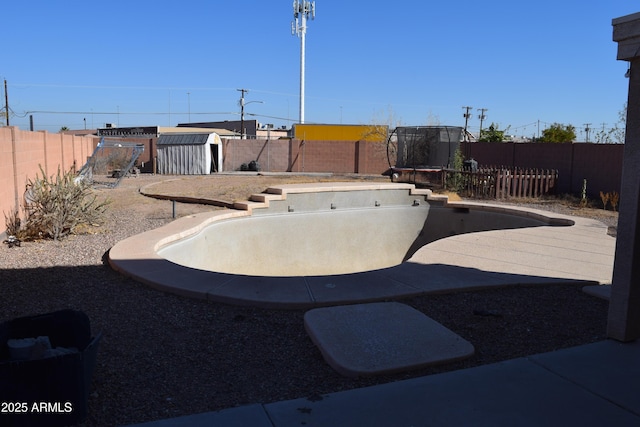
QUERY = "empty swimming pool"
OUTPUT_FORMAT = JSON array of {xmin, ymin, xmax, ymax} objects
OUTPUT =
[{"xmin": 108, "ymin": 182, "xmax": 573, "ymax": 307}]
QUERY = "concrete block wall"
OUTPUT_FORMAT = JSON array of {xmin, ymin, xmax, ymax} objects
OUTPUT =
[
  {"xmin": 222, "ymin": 138, "xmax": 389, "ymax": 174},
  {"xmin": 0, "ymin": 127, "xmax": 97, "ymax": 229},
  {"xmin": 0, "ymin": 127, "xmax": 16, "ymax": 219},
  {"xmin": 220, "ymin": 138, "xmax": 623, "ymax": 196},
  {"xmin": 43, "ymin": 132, "xmax": 63, "ymax": 175},
  {"xmin": 223, "ymin": 139, "xmax": 291, "ymax": 172},
  {"xmin": 291, "ymin": 140, "xmax": 357, "ymax": 173}
]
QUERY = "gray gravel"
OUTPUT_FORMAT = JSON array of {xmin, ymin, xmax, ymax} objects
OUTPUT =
[{"xmin": 0, "ymin": 179, "xmax": 612, "ymax": 426}]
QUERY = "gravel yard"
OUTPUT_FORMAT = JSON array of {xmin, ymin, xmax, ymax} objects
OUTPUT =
[{"xmin": 0, "ymin": 174, "xmax": 615, "ymax": 426}]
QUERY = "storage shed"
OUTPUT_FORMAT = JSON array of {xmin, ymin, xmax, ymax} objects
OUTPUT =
[{"xmin": 156, "ymin": 133, "xmax": 222, "ymax": 174}]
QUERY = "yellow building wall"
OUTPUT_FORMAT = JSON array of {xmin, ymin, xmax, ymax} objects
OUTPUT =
[{"xmin": 293, "ymin": 124, "xmax": 388, "ymax": 142}]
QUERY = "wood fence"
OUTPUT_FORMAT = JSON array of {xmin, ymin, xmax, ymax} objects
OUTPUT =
[{"xmin": 449, "ymin": 167, "xmax": 559, "ymax": 199}]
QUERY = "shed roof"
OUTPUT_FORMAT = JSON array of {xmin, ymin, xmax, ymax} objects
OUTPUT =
[
  {"xmin": 158, "ymin": 127, "xmax": 238, "ymax": 137},
  {"xmin": 157, "ymin": 133, "xmax": 211, "ymax": 146}
]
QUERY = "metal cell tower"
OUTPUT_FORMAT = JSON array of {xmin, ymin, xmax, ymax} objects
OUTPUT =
[{"xmin": 291, "ymin": 0, "xmax": 315, "ymax": 124}]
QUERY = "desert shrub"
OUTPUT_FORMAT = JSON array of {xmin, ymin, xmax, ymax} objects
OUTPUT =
[
  {"xmin": 599, "ymin": 190, "xmax": 620, "ymax": 211},
  {"xmin": 599, "ymin": 191, "xmax": 610, "ymax": 210},
  {"xmin": 445, "ymin": 148, "xmax": 466, "ymax": 192},
  {"xmin": 610, "ymin": 191, "xmax": 619, "ymax": 212},
  {"xmin": 21, "ymin": 166, "xmax": 109, "ymax": 241},
  {"xmin": 3, "ymin": 209, "xmax": 21, "ymax": 237}
]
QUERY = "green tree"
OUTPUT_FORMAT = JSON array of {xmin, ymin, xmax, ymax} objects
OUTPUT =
[
  {"xmin": 478, "ymin": 123, "xmax": 508, "ymax": 142},
  {"xmin": 538, "ymin": 123, "xmax": 576, "ymax": 143}
]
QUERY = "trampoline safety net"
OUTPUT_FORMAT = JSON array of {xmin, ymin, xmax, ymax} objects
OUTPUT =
[{"xmin": 393, "ymin": 126, "xmax": 463, "ymax": 169}]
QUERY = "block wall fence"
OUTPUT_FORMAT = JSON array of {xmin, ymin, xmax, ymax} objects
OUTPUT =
[
  {"xmin": 0, "ymin": 127, "xmax": 97, "ymax": 223},
  {"xmin": 0, "ymin": 127, "xmax": 625, "ymax": 233},
  {"xmin": 221, "ymin": 138, "xmax": 390, "ymax": 174},
  {"xmin": 462, "ymin": 141, "xmax": 624, "ymax": 198},
  {"xmin": 221, "ymin": 139, "xmax": 623, "ymax": 198}
]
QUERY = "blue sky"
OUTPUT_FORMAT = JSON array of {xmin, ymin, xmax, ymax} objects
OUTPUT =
[{"xmin": 2, "ymin": 1, "xmax": 638, "ymax": 139}]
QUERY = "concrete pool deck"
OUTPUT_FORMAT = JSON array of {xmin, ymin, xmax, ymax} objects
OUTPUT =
[{"xmin": 116, "ymin": 181, "xmax": 634, "ymax": 426}]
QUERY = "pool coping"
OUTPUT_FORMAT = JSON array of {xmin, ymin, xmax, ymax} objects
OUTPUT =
[{"xmin": 108, "ymin": 181, "xmax": 615, "ymax": 309}]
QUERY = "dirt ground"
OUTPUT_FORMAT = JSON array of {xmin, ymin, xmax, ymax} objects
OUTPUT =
[
  {"xmin": 93, "ymin": 173, "xmax": 393, "ymax": 222},
  {"xmin": 96, "ymin": 172, "xmax": 618, "ymax": 227}
]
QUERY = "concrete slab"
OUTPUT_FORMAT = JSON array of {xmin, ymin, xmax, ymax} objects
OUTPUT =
[
  {"xmin": 305, "ymin": 271, "xmax": 421, "ymax": 305},
  {"xmin": 304, "ymin": 302, "xmax": 474, "ymax": 377},
  {"xmin": 380, "ymin": 262, "xmax": 569, "ymax": 293},
  {"xmin": 209, "ymin": 276, "xmax": 313, "ymax": 309},
  {"xmin": 110, "ymin": 258, "xmax": 234, "ymax": 300},
  {"xmin": 467, "ymin": 227, "xmax": 614, "ymax": 257},
  {"xmin": 530, "ymin": 340, "xmax": 640, "ymax": 416},
  {"xmin": 409, "ymin": 226, "xmax": 614, "ymax": 284},
  {"xmin": 264, "ymin": 356, "xmax": 640, "ymax": 427},
  {"xmin": 126, "ymin": 403, "xmax": 272, "ymax": 427}
]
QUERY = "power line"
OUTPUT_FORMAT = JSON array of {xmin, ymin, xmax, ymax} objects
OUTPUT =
[
  {"xmin": 23, "ymin": 110, "xmax": 236, "ymax": 116},
  {"xmin": 11, "ymin": 82, "xmax": 238, "ymax": 92},
  {"xmin": 511, "ymin": 121, "xmax": 539, "ymax": 131}
]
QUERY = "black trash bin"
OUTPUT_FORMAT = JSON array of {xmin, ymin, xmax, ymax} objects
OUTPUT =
[
  {"xmin": 0, "ymin": 309, "xmax": 101, "ymax": 427},
  {"xmin": 248, "ymin": 160, "xmax": 260, "ymax": 171}
]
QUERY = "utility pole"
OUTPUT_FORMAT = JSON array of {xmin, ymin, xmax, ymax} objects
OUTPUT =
[
  {"xmin": 584, "ymin": 123, "xmax": 592, "ymax": 143},
  {"xmin": 291, "ymin": 0, "xmax": 315, "ymax": 124},
  {"xmin": 187, "ymin": 92, "xmax": 191, "ymax": 123},
  {"xmin": 4, "ymin": 79, "xmax": 9, "ymax": 126},
  {"xmin": 477, "ymin": 108, "xmax": 488, "ymax": 141},
  {"xmin": 237, "ymin": 88, "xmax": 248, "ymax": 139},
  {"xmin": 462, "ymin": 106, "xmax": 473, "ymax": 157},
  {"xmin": 462, "ymin": 106, "xmax": 472, "ymax": 138}
]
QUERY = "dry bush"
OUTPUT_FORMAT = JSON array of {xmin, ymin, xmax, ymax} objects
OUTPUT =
[
  {"xmin": 610, "ymin": 191, "xmax": 619, "ymax": 212},
  {"xmin": 3, "ymin": 209, "xmax": 21, "ymax": 237},
  {"xmin": 599, "ymin": 191, "xmax": 610, "ymax": 210},
  {"xmin": 21, "ymin": 166, "xmax": 109, "ymax": 241}
]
